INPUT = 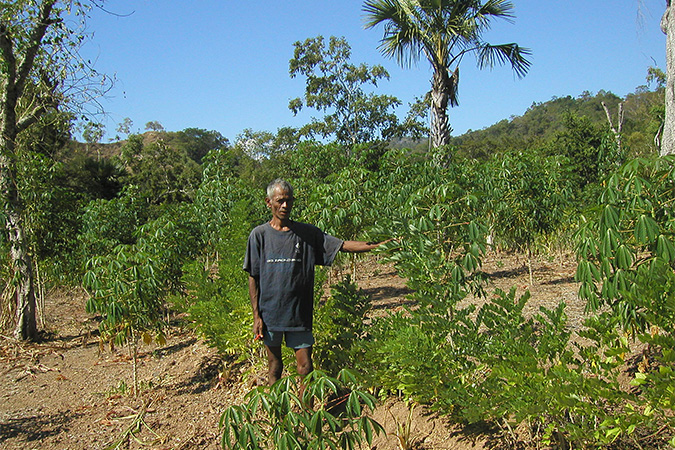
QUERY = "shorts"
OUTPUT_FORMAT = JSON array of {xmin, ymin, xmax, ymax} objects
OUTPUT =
[{"xmin": 264, "ymin": 330, "xmax": 315, "ymax": 349}]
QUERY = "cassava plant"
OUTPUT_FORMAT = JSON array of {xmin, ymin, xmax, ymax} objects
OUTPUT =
[
  {"xmin": 83, "ymin": 243, "xmax": 166, "ymax": 396},
  {"xmin": 575, "ymin": 155, "xmax": 675, "ymax": 445},
  {"xmin": 304, "ymin": 167, "xmax": 377, "ymax": 279},
  {"xmin": 220, "ymin": 369, "xmax": 383, "ymax": 450},
  {"xmin": 483, "ymin": 148, "xmax": 573, "ymax": 284},
  {"xmin": 313, "ymin": 277, "xmax": 372, "ymax": 376}
]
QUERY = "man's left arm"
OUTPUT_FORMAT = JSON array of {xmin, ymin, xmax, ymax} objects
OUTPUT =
[{"xmin": 340, "ymin": 238, "xmax": 394, "ymax": 253}]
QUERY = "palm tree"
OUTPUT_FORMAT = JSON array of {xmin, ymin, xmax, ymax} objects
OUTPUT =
[{"xmin": 363, "ymin": 0, "xmax": 531, "ymax": 150}]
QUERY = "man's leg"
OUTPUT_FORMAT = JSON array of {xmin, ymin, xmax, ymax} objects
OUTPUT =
[
  {"xmin": 265, "ymin": 345, "xmax": 283, "ymax": 385},
  {"xmin": 295, "ymin": 346, "xmax": 314, "ymax": 407},
  {"xmin": 294, "ymin": 346, "xmax": 313, "ymax": 377}
]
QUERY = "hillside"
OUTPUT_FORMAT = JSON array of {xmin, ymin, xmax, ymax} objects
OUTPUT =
[
  {"xmin": 448, "ymin": 89, "xmax": 662, "ymax": 159},
  {"xmin": 72, "ymin": 88, "xmax": 663, "ymax": 166}
]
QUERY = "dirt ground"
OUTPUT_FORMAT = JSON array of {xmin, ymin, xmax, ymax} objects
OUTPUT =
[{"xmin": 0, "ymin": 252, "xmax": 581, "ymax": 450}]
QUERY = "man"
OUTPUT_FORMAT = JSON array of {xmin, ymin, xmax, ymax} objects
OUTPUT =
[{"xmin": 243, "ymin": 179, "xmax": 389, "ymax": 385}]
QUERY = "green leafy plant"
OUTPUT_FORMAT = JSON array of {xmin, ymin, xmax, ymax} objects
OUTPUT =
[
  {"xmin": 313, "ymin": 277, "xmax": 372, "ymax": 376},
  {"xmin": 576, "ymin": 156, "xmax": 675, "ymax": 334},
  {"xmin": 220, "ymin": 369, "xmax": 383, "ymax": 450},
  {"xmin": 483, "ymin": 148, "xmax": 573, "ymax": 284},
  {"xmin": 83, "ymin": 243, "xmax": 167, "ymax": 396}
]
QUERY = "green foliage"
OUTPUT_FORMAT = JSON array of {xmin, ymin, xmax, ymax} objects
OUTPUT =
[
  {"xmin": 484, "ymin": 148, "xmax": 573, "ymax": 253},
  {"xmin": 194, "ymin": 154, "xmax": 266, "ymax": 253},
  {"xmin": 450, "ymin": 89, "xmax": 660, "ymax": 160},
  {"xmin": 83, "ymin": 243, "xmax": 166, "ymax": 349},
  {"xmin": 546, "ymin": 113, "xmax": 615, "ymax": 192},
  {"xmin": 136, "ymin": 204, "xmax": 204, "ymax": 292},
  {"xmin": 576, "ymin": 156, "xmax": 675, "ymax": 333},
  {"xmin": 81, "ymin": 121, "xmax": 105, "ymax": 145},
  {"xmin": 77, "ymin": 185, "xmax": 148, "ymax": 261},
  {"xmin": 360, "ymin": 283, "xmax": 675, "ymax": 447},
  {"xmin": 59, "ymin": 155, "xmax": 126, "ymax": 201},
  {"xmin": 163, "ymin": 127, "xmax": 229, "ymax": 164},
  {"xmin": 572, "ymin": 155, "xmax": 675, "ymax": 444},
  {"xmin": 288, "ymin": 142, "xmax": 351, "ymax": 183},
  {"xmin": 313, "ymin": 277, "xmax": 372, "ymax": 376},
  {"xmin": 119, "ymin": 135, "xmax": 202, "ymax": 204},
  {"xmin": 177, "ymin": 256, "xmax": 251, "ymax": 360},
  {"xmin": 305, "ymin": 167, "xmax": 376, "ymax": 242},
  {"xmin": 220, "ymin": 369, "xmax": 383, "ymax": 450},
  {"xmin": 177, "ymin": 178, "xmax": 259, "ymax": 360},
  {"xmin": 176, "ymin": 227, "xmax": 251, "ymax": 360},
  {"xmin": 374, "ymin": 149, "xmax": 489, "ymax": 307}
]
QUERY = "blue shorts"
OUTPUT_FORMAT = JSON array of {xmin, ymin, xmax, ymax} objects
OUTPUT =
[{"xmin": 264, "ymin": 330, "xmax": 315, "ymax": 349}]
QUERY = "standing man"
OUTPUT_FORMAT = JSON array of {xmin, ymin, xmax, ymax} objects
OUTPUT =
[{"xmin": 244, "ymin": 179, "xmax": 389, "ymax": 385}]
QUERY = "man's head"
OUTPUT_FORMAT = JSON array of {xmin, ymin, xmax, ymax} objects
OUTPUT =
[
  {"xmin": 266, "ymin": 179, "xmax": 294, "ymax": 222},
  {"xmin": 266, "ymin": 179, "xmax": 294, "ymax": 199}
]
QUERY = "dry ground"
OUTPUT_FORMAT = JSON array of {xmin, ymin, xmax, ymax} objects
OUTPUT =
[{"xmin": 0, "ymin": 252, "xmax": 581, "ymax": 450}]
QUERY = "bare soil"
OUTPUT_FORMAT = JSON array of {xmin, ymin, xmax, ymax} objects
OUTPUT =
[{"xmin": 0, "ymin": 252, "xmax": 581, "ymax": 450}]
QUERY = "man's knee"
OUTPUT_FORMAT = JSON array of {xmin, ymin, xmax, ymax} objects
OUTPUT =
[
  {"xmin": 297, "ymin": 359, "xmax": 313, "ymax": 376},
  {"xmin": 295, "ymin": 347, "xmax": 313, "ymax": 376}
]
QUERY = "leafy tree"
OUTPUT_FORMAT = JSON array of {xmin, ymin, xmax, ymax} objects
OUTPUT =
[
  {"xmin": 120, "ymin": 135, "xmax": 201, "ymax": 204},
  {"xmin": 287, "ymin": 141, "xmax": 351, "ymax": 183},
  {"xmin": 81, "ymin": 121, "xmax": 105, "ymax": 147},
  {"xmin": 363, "ymin": 0, "xmax": 531, "ymax": 150},
  {"xmin": 165, "ymin": 127, "xmax": 229, "ymax": 164},
  {"xmin": 145, "ymin": 120, "xmax": 164, "ymax": 132},
  {"xmin": 230, "ymin": 127, "xmax": 304, "ymax": 186},
  {"xmin": 115, "ymin": 117, "xmax": 133, "ymax": 140},
  {"xmin": 59, "ymin": 155, "xmax": 126, "ymax": 201},
  {"xmin": 289, "ymin": 35, "xmax": 422, "ymax": 149},
  {"xmin": 485, "ymin": 148, "xmax": 573, "ymax": 283},
  {"xmin": 77, "ymin": 185, "xmax": 148, "ymax": 262},
  {"xmin": 546, "ymin": 113, "xmax": 608, "ymax": 192},
  {"xmin": 0, "ymin": 0, "xmax": 110, "ymax": 339}
]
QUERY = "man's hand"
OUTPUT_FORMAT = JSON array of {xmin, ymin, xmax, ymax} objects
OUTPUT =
[{"xmin": 253, "ymin": 316, "xmax": 264, "ymax": 342}]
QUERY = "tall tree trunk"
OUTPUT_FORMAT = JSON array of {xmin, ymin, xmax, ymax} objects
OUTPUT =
[
  {"xmin": 430, "ymin": 69, "xmax": 451, "ymax": 149},
  {"xmin": 9, "ymin": 211, "xmax": 37, "ymax": 340},
  {"xmin": 661, "ymin": 1, "xmax": 675, "ymax": 156},
  {"xmin": 0, "ymin": 142, "xmax": 37, "ymax": 341}
]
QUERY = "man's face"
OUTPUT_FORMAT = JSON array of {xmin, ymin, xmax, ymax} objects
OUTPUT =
[{"xmin": 266, "ymin": 188, "xmax": 294, "ymax": 221}]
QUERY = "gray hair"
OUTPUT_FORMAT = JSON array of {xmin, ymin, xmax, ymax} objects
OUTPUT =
[{"xmin": 266, "ymin": 179, "xmax": 294, "ymax": 198}]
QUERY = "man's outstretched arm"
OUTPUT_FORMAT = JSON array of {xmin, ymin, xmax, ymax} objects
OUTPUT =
[{"xmin": 340, "ymin": 238, "xmax": 394, "ymax": 253}]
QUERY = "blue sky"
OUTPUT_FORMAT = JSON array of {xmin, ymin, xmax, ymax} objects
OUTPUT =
[{"xmin": 80, "ymin": 1, "xmax": 667, "ymax": 143}]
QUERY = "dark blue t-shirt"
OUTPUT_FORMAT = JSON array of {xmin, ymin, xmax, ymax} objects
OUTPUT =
[{"xmin": 243, "ymin": 221, "xmax": 343, "ymax": 331}]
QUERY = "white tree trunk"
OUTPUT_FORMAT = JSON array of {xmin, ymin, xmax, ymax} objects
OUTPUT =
[{"xmin": 661, "ymin": 2, "xmax": 675, "ymax": 155}]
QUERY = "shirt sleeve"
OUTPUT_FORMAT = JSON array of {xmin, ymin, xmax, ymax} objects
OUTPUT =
[{"xmin": 320, "ymin": 232, "xmax": 343, "ymax": 267}]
